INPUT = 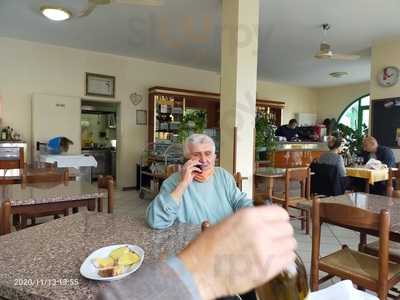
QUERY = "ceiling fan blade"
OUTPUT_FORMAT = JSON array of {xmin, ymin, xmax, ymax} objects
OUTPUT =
[
  {"xmin": 78, "ymin": 1, "xmax": 98, "ymax": 17},
  {"xmin": 113, "ymin": 0, "xmax": 162, "ymax": 6},
  {"xmin": 330, "ymin": 53, "xmax": 360, "ymax": 60}
]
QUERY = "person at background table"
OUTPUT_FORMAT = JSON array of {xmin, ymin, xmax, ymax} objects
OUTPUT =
[
  {"xmin": 318, "ymin": 136, "xmax": 346, "ymax": 177},
  {"xmin": 147, "ymin": 133, "xmax": 255, "ymax": 300},
  {"xmin": 275, "ymin": 118, "xmax": 300, "ymax": 141},
  {"xmin": 147, "ymin": 133, "xmax": 252, "ymax": 229},
  {"xmin": 99, "ymin": 206, "xmax": 296, "ymax": 300},
  {"xmin": 362, "ymin": 136, "xmax": 396, "ymax": 195},
  {"xmin": 362, "ymin": 136, "xmax": 396, "ymax": 168}
]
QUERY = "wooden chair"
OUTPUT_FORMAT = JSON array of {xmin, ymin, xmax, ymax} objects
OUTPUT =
[
  {"xmin": 361, "ymin": 167, "xmax": 400, "ymax": 264},
  {"xmin": 0, "ymin": 147, "xmax": 24, "ymax": 184},
  {"xmin": 311, "ymin": 198, "xmax": 400, "ymax": 300},
  {"xmin": 97, "ymin": 175, "xmax": 114, "ymax": 214},
  {"xmin": 387, "ymin": 167, "xmax": 400, "ymax": 198},
  {"xmin": 19, "ymin": 168, "xmax": 70, "ymax": 228},
  {"xmin": 272, "ymin": 167, "xmax": 311, "ymax": 234}
]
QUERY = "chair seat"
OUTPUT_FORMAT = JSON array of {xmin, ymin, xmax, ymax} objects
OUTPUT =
[
  {"xmin": 273, "ymin": 196, "xmax": 310, "ymax": 208},
  {"xmin": 320, "ymin": 247, "xmax": 400, "ymax": 281},
  {"xmin": 365, "ymin": 241, "xmax": 400, "ymax": 258}
]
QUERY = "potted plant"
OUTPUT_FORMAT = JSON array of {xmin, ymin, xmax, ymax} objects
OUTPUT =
[
  {"xmin": 335, "ymin": 123, "xmax": 368, "ymax": 157},
  {"xmin": 255, "ymin": 112, "xmax": 277, "ymax": 161},
  {"xmin": 178, "ymin": 110, "xmax": 207, "ymax": 143}
]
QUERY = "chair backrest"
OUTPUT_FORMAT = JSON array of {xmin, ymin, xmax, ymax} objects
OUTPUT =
[
  {"xmin": 387, "ymin": 168, "xmax": 400, "ymax": 197},
  {"xmin": 0, "ymin": 147, "xmax": 24, "ymax": 170},
  {"xmin": 98, "ymin": 175, "xmax": 114, "ymax": 213},
  {"xmin": 22, "ymin": 167, "xmax": 69, "ymax": 184},
  {"xmin": 166, "ymin": 164, "xmax": 181, "ymax": 178},
  {"xmin": 311, "ymin": 198, "xmax": 390, "ymax": 291},
  {"xmin": 284, "ymin": 167, "xmax": 311, "ymax": 199},
  {"xmin": 310, "ymin": 162, "xmax": 345, "ymax": 197},
  {"xmin": 234, "ymin": 172, "xmax": 243, "ymax": 191}
]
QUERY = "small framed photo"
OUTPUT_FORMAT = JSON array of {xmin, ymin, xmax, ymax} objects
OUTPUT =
[
  {"xmin": 85, "ymin": 72, "xmax": 115, "ymax": 98},
  {"xmin": 136, "ymin": 110, "xmax": 147, "ymax": 125}
]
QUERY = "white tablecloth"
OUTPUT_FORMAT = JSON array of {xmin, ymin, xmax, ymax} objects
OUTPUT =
[
  {"xmin": 310, "ymin": 280, "xmax": 378, "ymax": 300},
  {"xmin": 39, "ymin": 154, "xmax": 97, "ymax": 169}
]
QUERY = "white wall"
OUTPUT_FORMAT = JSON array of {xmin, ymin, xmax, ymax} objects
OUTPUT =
[
  {"xmin": 0, "ymin": 37, "xmax": 319, "ymax": 187},
  {"xmin": 316, "ymin": 82, "xmax": 370, "ymax": 121}
]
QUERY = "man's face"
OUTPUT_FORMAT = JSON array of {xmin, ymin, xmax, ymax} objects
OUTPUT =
[
  {"xmin": 187, "ymin": 143, "xmax": 215, "ymax": 170},
  {"xmin": 364, "ymin": 142, "xmax": 378, "ymax": 153}
]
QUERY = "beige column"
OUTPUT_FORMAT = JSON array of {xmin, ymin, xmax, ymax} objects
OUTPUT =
[{"xmin": 220, "ymin": 0, "xmax": 259, "ymax": 196}]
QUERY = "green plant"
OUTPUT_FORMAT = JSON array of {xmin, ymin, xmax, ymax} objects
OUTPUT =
[
  {"xmin": 255, "ymin": 112, "xmax": 277, "ymax": 151},
  {"xmin": 335, "ymin": 123, "xmax": 368, "ymax": 156},
  {"xmin": 178, "ymin": 110, "xmax": 207, "ymax": 142}
]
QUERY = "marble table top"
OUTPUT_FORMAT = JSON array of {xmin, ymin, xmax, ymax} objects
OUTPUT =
[
  {"xmin": 0, "ymin": 211, "xmax": 200, "ymax": 300},
  {"xmin": 0, "ymin": 181, "xmax": 106, "ymax": 206}
]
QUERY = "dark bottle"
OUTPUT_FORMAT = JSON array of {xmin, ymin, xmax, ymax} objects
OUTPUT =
[{"xmin": 257, "ymin": 253, "xmax": 310, "ymax": 300}]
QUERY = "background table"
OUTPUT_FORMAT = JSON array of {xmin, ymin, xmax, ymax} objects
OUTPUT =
[
  {"xmin": 346, "ymin": 167, "xmax": 389, "ymax": 193},
  {"xmin": 254, "ymin": 167, "xmax": 286, "ymax": 204},
  {"xmin": 0, "ymin": 211, "xmax": 200, "ymax": 300},
  {"xmin": 0, "ymin": 181, "xmax": 107, "ymax": 234}
]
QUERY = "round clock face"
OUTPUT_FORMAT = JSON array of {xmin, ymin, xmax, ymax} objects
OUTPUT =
[{"xmin": 378, "ymin": 66, "xmax": 400, "ymax": 87}]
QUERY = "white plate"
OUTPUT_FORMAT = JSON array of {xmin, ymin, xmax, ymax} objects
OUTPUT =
[{"xmin": 80, "ymin": 244, "xmax": 144, "ymax": 281}]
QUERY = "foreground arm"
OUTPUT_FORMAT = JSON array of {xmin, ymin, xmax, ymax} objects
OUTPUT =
[{"xmin": 97, "ymin": 260, "xmax": 199, "ymax": 300}]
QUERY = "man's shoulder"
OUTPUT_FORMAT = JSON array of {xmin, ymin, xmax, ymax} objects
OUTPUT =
[
  {"xmin": 164, "ymin": 172, "xmax": 181, "ymax": 185},
  {"xmin": 214, "ymin": 167, "xmax": 234, "ymax": 180}
]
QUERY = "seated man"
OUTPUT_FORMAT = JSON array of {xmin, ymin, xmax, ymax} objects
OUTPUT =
[
  {"xmin": 146, "ymin": 133, "xmax": 252, "ymax": 230},
  {"xmin": 362, "ymin": 136, "xmax": 396, "ymax": 195}
]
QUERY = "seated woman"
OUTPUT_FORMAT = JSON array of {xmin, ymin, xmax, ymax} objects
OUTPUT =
[
  {"xmin": 318, "ymin": 136, "xmax": 346, "ymax": 177},
  {"xmin": 146, "ymin": 133, "xmax": 253, "ymax": 230}
]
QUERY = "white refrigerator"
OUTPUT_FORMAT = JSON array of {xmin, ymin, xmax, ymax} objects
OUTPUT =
[{"xmin": 31, "ymin": 93, "xmax": 81, "ymax": 160}]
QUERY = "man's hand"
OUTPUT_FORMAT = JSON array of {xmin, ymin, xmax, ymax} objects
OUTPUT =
[
  {"xmin": 170, "ymin": 159, "xmax": 201, "ymax": 203},
  {"xmin": 178, "ymin": 206, "xmax": 296, "ymax": 300}
]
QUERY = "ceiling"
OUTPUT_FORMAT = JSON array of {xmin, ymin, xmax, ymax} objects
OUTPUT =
[{"xmin": 0, "ymin": 0, "xmax": 399, "ymax": 87}]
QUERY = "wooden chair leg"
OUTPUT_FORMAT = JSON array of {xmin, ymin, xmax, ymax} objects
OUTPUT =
[
  {"xmin": 305, "ymin": 210, "xmax": 310, "ymax": 235},
  {"xmin": 63, "ymin": 209, "xmax": 69, "ymax": 216},
  {"xmin": 72, "ymin": 207, "xmax": 79, "ymax": 214},
  {"xmin": 21, "ymin": 215, "xmax": 27, "ymax": 229},
  {"xmin": 300, "ymin": 210, "xmax": 305, "ymax": 231},
  {"xmin": 97, "ymin": 197, "xmax": 103, "ymax": 213},
  {"xmin": 1, "ymin": 200, "xmax": 11, "ymax": 235},
  {"xmin": 31, "ymin": 217, "xmax": 36, "ymax": 225}
]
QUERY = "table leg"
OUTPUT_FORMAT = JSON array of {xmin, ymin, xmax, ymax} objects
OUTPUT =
[
  {"xmin": 266, "ymin": 177, "xmax": 274, "ymax": 203},
  {"xmin": 365, "ymin": 180, "xmax": 370, "ymax": 193},
  {"xmin": 1, "ymin": 201, "xmax": 11, "ymax": 235}
]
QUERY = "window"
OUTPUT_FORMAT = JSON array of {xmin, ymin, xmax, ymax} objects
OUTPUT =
[{"xmin": 338, "ymin": 94, "xmax": 370, "ymax": 131}]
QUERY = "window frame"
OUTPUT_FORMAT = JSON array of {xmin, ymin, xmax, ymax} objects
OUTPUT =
[{"xmin": 337, "ymin": 94, "xmax": 370, "ymax": 131}]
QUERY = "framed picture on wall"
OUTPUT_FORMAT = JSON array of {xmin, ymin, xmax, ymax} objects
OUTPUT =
[
  {"xmin": 85, "ymin": 72, "xmax": 115, "ymax": 98},
  {"xmin": 136, "ymin": 110, "xmax": 147, "ymax": 125}
]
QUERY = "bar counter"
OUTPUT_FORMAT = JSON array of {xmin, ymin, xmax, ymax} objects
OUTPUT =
[{"xmin": 274, "ymin": 142, "xmax": 328, "ymax": 168}]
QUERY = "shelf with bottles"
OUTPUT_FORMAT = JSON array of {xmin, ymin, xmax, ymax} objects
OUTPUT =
[{"xmin": 0, "ymin": 126, "xmax": 22, "ymax": 142}]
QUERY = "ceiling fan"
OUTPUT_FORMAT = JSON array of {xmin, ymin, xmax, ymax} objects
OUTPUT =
[
  {"xmin": 79, "ymin": 0, "xmax": 162, "ymax": 17},
  {"xmin": 314, "ymin": 24, "xmax": 360, "ymax": 61}
]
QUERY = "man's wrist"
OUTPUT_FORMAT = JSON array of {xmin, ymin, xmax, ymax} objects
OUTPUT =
[{"xmin": 178, "ymin": 250, "xmax": 215, "ymax": 300}]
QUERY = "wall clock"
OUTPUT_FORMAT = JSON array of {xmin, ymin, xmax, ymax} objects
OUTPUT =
[{"xmin": 378, "ymin": 66, "xmax": 400, "ymax": 87}]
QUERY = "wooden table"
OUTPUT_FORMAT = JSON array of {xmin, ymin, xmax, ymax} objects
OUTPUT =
[
  {"xmin": 0, "ymin": 181, "xmax": 107, "ymax": 235},
  {"xmin": 253, "ymin": 167, "xmax": 286, "ymax": 204},
  {"xmin": 298, "ymin": 193, "xmax": 400, "ymax": 242},
  {"xmin": 346, "ymin": 167, "xmax": 389, "ymax": 193},
  {"xmin": 0, "ymin": 211, "xmax": 199, "ymax": 300}
]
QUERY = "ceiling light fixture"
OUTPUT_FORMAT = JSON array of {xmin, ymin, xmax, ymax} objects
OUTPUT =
[
  {"xmin": 40, "ymin": 6, "xmax": 71, "ymax": 21},
  {"xmin": 329, "ymin": 72, "xmax": 349, "ymax": 78}
]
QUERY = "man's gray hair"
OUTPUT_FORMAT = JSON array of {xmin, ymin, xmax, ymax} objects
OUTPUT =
[{"xmin": 183, "ymin": 134, "xmax": 216, "ymax": 157}]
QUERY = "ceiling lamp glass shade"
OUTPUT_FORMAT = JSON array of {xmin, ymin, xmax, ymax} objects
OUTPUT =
[{"xmin": 41, "ymin": 7, "xmax": 71, "ymax": 21}]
